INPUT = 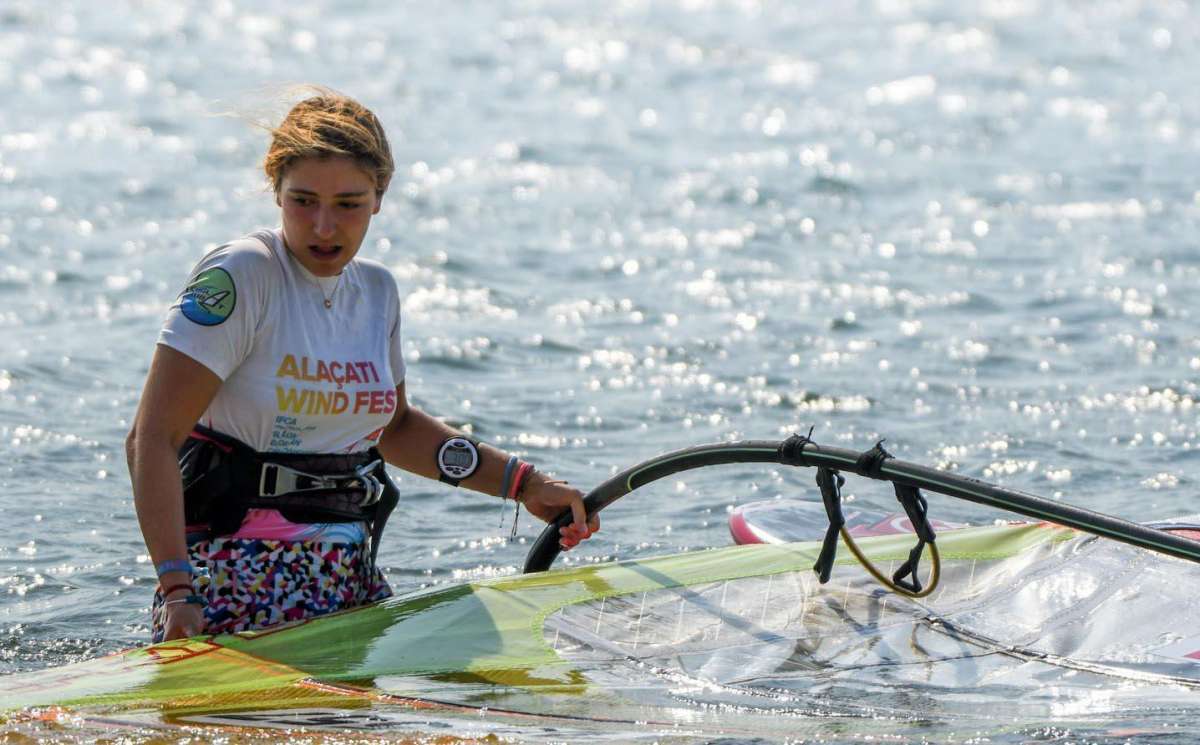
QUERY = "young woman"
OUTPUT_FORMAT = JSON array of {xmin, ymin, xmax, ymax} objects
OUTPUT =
[{"xmin": 127, "ymin": 89, "xmax": 597, "ymax": 643}]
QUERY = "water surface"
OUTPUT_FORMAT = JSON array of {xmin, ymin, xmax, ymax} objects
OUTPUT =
[{"xmin": 1, "ymin": 0, "xmax": 1198, "ymax": 739}]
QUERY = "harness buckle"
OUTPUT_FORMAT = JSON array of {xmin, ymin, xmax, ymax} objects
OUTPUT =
[
  {"xmin": 258, "ymin": 459, "xmax": 385, "ymax": 506},
  {"xmin": 354, "ymin": 460, "xmax": 385, "ymax": 507},
  {"xmin": 259, "ymin": 463, "xmax": 333, "ymax": 498}
]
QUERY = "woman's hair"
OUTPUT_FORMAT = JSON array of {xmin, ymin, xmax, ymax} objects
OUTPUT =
[{"xmin": 263, "ymin": 87, "xmax": 394, "ymax": 196}]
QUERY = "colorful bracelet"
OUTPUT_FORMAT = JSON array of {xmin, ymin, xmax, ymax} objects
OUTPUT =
[
  {"xmin": 159, "ymin": 583, "xmax": 194, "ymax": 598},
  {"xmin": 163, "ymin": 595, "xmax": 204, "ymax": 607},
  {"xmin": 155, "ymin": 559, "xmax": 194, "ymax": 577},
  {"xmin": 499, "ymin": 455, "xmax": 519, "ymax": 499},
  {"xmin": 510, "ymin": 462, "xmax": 536, "ymax": 501}
]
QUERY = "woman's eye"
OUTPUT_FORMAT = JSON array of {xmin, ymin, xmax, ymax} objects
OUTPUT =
[{"xmin": 339, "ymin": 202, "xmax": 363, "ymax": 210}]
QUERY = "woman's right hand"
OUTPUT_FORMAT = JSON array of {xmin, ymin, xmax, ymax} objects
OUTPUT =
[{"xmin": 161, "ymin": 601, "xmax": 206, "ymax": 641}]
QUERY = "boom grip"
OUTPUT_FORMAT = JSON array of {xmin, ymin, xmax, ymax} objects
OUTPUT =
[{"xmin": 522, "ymin": 441, "xmax": 785, "ymax": 573}]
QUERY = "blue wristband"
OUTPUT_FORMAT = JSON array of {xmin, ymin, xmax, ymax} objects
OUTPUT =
[
  {"xmin": 499, "ymin": 455, "xmax": 519, "ymax": 499},
  {"xmin": 155, "ymin": 559, "xmax": 194, "ymax": 577}
]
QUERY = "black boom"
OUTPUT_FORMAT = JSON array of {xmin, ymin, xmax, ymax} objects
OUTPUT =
[{"xmin": 522, "ymin": 434, "xmax": 1200, "ymax": 577}]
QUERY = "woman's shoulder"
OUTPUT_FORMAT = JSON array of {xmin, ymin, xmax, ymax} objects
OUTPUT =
[
  {"xmin": 189, "ymin": 231, "xmax": 284, "ymax": 286},
  {"xmin": 203, "ymin": 230, "xmax": 279, "ymax": 268},
  {"xmin": 350, "ymin": 256, "xmax": 400, "ymax": 296}
]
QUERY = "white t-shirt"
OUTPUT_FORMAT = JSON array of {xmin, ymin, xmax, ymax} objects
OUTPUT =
[{"xmin": 159, "ymin": 228, "xmax": 406, "ymax": 455}]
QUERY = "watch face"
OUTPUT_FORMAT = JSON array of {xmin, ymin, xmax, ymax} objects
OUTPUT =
[
  {"xmin": 438, "ymin": 438, "xmax": 479, "ymax": 479},
  {"xmin": 444, "ymin": 448, "xmax": 473, "ymax": 468}
]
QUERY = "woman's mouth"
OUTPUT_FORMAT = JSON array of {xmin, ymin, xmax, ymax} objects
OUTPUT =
[{"xmin": 309, "ymin": 245, "xmax": 343, "ymax": 260}]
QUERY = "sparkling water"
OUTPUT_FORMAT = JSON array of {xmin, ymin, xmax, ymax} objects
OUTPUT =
[{"xmin": 1, "ymin": 0, "xmax": 1198, "ymax": 738}]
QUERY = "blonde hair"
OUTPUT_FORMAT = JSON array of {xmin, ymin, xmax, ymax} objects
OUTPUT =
[{"xmin": 263, "ymin": 87, "xmax": 394, "ymax": 196}]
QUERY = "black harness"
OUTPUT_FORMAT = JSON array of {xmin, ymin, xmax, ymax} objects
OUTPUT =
[{"xmin": 179, "ymin": 425, "xmax": 399, "ymax": 563}]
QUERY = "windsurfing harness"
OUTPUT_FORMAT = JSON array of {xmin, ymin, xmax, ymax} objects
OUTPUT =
[{"xmin": 179, "ymin": 425, "xmax": 399, "ymax": 561}]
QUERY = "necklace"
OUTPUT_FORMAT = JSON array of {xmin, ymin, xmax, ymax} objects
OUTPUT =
[{"xmin": 317, "ymin": 274, "xmax": 341, "ymax": 309}]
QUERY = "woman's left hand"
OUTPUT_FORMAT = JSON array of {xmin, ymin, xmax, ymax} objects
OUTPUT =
[{"xmin": 520, "ymin": 477, "xmax": 599, "ymax": 550}]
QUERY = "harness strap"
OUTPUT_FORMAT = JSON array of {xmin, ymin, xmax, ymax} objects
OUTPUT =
[{"xmin": 812, "ymin": 466, "xmax": 846, "ymax": 584}]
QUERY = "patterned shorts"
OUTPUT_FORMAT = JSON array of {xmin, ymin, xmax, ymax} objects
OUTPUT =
[{"xmin": 150, "ymin": 538, "xmax": 392, "ymax": 643}]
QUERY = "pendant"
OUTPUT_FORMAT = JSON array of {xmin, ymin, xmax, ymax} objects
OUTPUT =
[{"xmin": 324, "ymin": 299, "xmax": 333, "ymax": 309}]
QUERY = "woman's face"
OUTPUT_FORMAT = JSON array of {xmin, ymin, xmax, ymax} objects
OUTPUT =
[{"xmin": 278, "ymin": 156, "xmax": 382, "ymax": 277}]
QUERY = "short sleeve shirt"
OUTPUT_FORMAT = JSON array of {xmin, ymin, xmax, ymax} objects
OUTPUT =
[{"xmin": 158, "ymin": 229, "xmax": 406, "ymax": 455}]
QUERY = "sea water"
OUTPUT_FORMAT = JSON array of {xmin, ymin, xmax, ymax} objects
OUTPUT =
[{"xmin": 1, "ymin": 0, "xmax": 1198, "ymax": 738}]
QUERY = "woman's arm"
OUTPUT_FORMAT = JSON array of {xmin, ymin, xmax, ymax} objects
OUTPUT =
[
  {"xmin": 127, "ymin": 345, "xmax": 222, "ymax": 639},
  {"xmin": 376, "ymin": 382, "xmax": 598, "ymax": 548}
]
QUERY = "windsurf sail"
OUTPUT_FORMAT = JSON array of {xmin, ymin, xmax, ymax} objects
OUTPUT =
[{"xmin": 4, "ymin": 435, "xmax": 1200, "ymax": 741}]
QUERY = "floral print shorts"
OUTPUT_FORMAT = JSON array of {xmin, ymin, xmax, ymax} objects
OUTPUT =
[{"xmin": 150, "ymin": 538, "xmax": 392, "ymax": 643}]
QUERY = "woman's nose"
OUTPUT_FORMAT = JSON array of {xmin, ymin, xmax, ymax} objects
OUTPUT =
[{"xmin": 314, "ymin": 205, "xmax": 336, "ymax": 238}]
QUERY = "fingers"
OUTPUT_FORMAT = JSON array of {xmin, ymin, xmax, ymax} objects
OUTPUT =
[
  {"xmin": 164, "ymin": 624, "xmax": 196, "ymax": 642},
  {"xmin": 569, "ymin": 496, "xmax": 588, "ymax": 533},
  {"xmin": 163, "ymin": 604, "xmax": 204, "ymax": 641},
  {"xmin": 559, "ymin": 488, "xmax": 596, "ymax": 550},
  {"xmin": 526, "ymin": 480, "xmax": 599, "ymax": 550},
  {"xmin": 558, "ymin": 515, "xmax": 598, "ymax": 550}
]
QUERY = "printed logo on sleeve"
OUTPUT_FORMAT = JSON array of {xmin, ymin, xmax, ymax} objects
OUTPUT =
[{"xmin": 180, "ymin": 268, "xmax": 237, "ymax": 326}]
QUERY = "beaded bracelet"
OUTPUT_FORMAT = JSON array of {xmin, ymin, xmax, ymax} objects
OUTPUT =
[
  {"xmin": 163, "ymin": 595, "xmax": 204, "ymax": 607},
  {"xmin": 155, "ymin": 559, "xmax": 194, "ymax": 577},
  {"xmin": 159, "ymin": 583, "xmax": 194, "ymax": 598}
]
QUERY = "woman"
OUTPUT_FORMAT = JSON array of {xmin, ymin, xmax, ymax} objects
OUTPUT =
[{"xmin": 127, "ymin": 89, "xmax": 598, "ymax": 643}]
